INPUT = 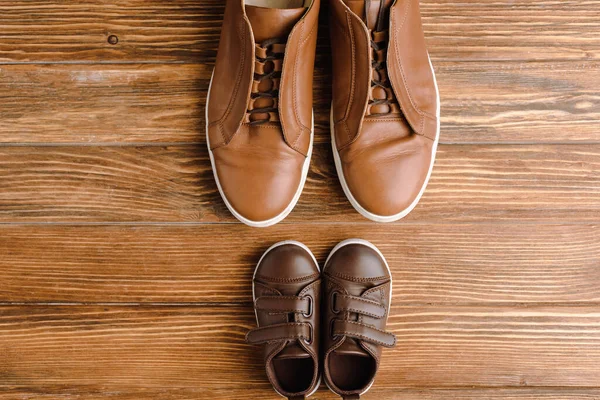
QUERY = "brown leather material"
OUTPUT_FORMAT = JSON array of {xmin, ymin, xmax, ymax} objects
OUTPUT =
[
  {"xmin": 279, "ymin": 0, "xmax": 320, "ymax": 155},
  {"xmin": 246, "ymin": 322, "xmax": 312, "ymax": 344},
  {"xmin": 322, "ymin": 240, "xmax": 395, "ymax": 397},
  {"xmin": 339, "ymin": 122, "xmax": 433, "ymax": 216},
  {"xmin": 207, "ymin": 0, "xmax": 319, "ymax": 226},
  {"xmin": 330, "ymin": 0, "xmax": 439, "ymax": 220},
  {"xmin": 255, "ymin": 295, "xmax": 312, "ymax": 315},
  {"xmin": 332, "ymin": 320, "xmax": 396, "ymax": 348},
  {"xmin": 248, "ymin": 242, "xmax": 321, "ymax": 398},
  {"xmin": 330, "ymin": 0, "xmax": 371, "ymax": 150},
  {"xmin": 207, "ymin": 0, "xmax": 254, "ymax": 148},
  {"xmin": 246, "ymin": 5, "xmax": 307, "ymax": 43},
  {"xmin": 388, "ymin": 0, "xmax": 438, "ymax": 140},
  {"xmin": 333, "ymin": 293, "xmax": 386, "ymax": 318},
  {"xmin": 211, "ymin": 126, "xmax": 305, "ymax": 222}
]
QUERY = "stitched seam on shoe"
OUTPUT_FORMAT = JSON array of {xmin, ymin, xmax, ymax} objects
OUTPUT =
[
  {"xmin": 263, "ymin": 309, "xmax": 305, "ymax": 314},
  {"xmin": 207, "ymin": 114, "xmax": 228, "ymax": 149},
  {"xmin": 255, "ymin": 295, "xmax": 307, "ymax": 313},
  {"xmin": 254, "ymin": 281, "xmax": 281, "ymax": 296},
  {"xmin": 364, "ymin": 341, "xmax": 380, "ymax": 363},
  {"xmin": 259, "ymin": 295, "xmax": 303, "ymax": 301},
  {"xmin": 326, "ymin": 271, "xmax": 389, "ymax": 282},
  {"xmin": 323, "ymin": 337, "xmax": 347, "ymax": 394},
  {"xmin": 343, "ymin": 295, "xmax": 381, "ymax": 307},
  {"xmin": 242, "ymin": 123, "xmax": 280, "ymax": 129},
  {"xmin": 339, "ymin": 297, "xmax": 385, "ymax": 318},
  {"xmin": 344, "ymin": 11, "xmax": 356, "ymax": 144},
  {"xmin": 363, "ymin": 281, "xmax": 391, "ymax": 297},
  {"xmin": 299, "ymin": 279, "xmax": 321, "ymax": 297},
  {"xmin": 291, "ymin": 19, "xmax": 315, "ymax": 153},
  {"xmin": 330, "ymin": 13, "xmax": 350, "ymax": 136},
  {"xmin": 331, "ymin": 9, "xmax": 351, "ymax": 40},
  {"xmin": 265, "ymin": 340, "xmax": 288, "ymax": 394},
  {"xmin": 392, "ymin": 0, "xmax": 436, "ymax": 129},
  {"xmin": 365, "ymin": 117, "xmax": 406, "ymax": 122},
  {"xmin": 256, "ymin": 273, "xmax": 320, "ymax": 283},
  {"xmin": 251, "ymin": 322, "xmax": 308, "ymax": 332},
  {"xmin": 339, "ymin": 320, "xmax": 397, "ymax": 347},
  {"xmin": 337, "ymin": 329, "xmax": 393, "ymax": 347},
  {"xmin": 257, "ymin": 322, "xmax": 311, "ymax": 343},
  {"xmin": 211, "ymin": 19, "xmax": 248, "ymax": 138},
  {"xmin": 344, "ymin": 307, "xmax": 382, "ymax": 319}
]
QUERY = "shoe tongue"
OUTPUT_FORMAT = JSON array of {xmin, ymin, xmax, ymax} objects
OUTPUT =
[
  {"xmin": 245, "ymin": 5, "xmax": 307, "ymax": 43},
  {"xmin": 334, "ymin": 338, "xmax": 371, "ymax": 357},
  {"xmin": 344, "ymin": 0, "xmax": 392, "ymax": 30},
  {"xmin": 275, "ymin": 343, "xmax": 312, "ymax": 360}
]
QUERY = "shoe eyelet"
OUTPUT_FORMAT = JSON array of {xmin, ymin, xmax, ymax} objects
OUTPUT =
[
  {"xmin": 329, "ymin": 318, "xmax": 341, "ymax": 341},
  {"xmin": 303, "ymin": 322, "xmax": 313, "ymax": 345},
  {"xmin": 301, "ymin": 296, "xmax": 313, "ymax": 318},
  {"xmin": 330, "ymin": 291, "xmax": 341, "ymax": 315}
]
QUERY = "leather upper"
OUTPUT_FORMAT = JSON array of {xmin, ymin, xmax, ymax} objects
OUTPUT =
[
  {"xmin": 207, "ymin": 0, "xmax": 319, "ymax": 224},
  {"xmin": 330, "ymin": 0, "xmax": 439, "ymax": 218},
  {"xmin": 322, "ymin": 241, "xmax": 395, "ymax": 397},
  {"xmin": 247, "ymin": 243, "xmax": 321, "ymax": 398},
  {"xmin": 388, "ymin": 0, "xmax": 438, "ymax": 139},
  {"xmin": 208, "ymin": 0, "xmax": 319, "ymax": 153}
]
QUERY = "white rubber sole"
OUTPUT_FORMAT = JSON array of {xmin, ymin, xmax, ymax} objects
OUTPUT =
[
  {"xmin": 205, "ymin": 71, "xmax": 313, "ymax": 228},
  {"xmin": 323, "ymin": 238, "xmax": 393, "ymax": 397},
  {"xmin": 330, "ymin": 55, "xmax": 441, "ymax": 223},
  {"xmin": 251, "ymin": 240, "xmax": 321, "ymax": 398}
]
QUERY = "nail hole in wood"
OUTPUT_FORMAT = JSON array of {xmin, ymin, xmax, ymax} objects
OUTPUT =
[{"xmin": 107, "ymin": 35, "xmax": 119, "ymax": 45}]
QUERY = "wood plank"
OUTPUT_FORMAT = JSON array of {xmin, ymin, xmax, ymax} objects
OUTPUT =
[
  {"xmin": 0, "ymin": 144, "xmax": 599, "ymax": 223},
  {"xmin": 0, "ymin": 64, "xmax": 207, "ymax": 144},
  {"xmin": 1, "ymin": 224, "xmax": 599, "ymax": 304},
  {"xmin": 1, "ymin": 61, "xmax": 599, "ymax": 144},
  {"xmin": 2, "ymin": 388, "xmax": 600, "ymax": 400},
  {"xmin": 421, "ymin": 0, "xmax": 600, "ymax": 62},
  {"xmin": 1, "ymin": 305, "xmax": 600, "ymax": 390},
  {"xmin": 0, "ymin": 1, "xmax": 598, "ymax": 63},
  {"xmin": 0, "ymin": 0, "xmax": 222, "ymax": 64},
  {"xmin": 438, "ymin": 61, "xmax": 600, "ymax": 144}
]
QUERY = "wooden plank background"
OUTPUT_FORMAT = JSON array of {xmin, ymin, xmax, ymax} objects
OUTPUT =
[{"xmin": 0, "ymin": 0, "xmax": 599, "ymax": 399}]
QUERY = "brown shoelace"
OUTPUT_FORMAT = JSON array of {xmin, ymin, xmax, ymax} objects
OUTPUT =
[
  {"xmin": 246, "ymin": 38, "xmax": 286, "ymax": 126},
  {"xmin": 365, "ymin": 0, "xmax": 400, "ymax": 117}
]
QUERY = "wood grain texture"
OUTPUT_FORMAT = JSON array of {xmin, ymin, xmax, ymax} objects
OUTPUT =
[
  {"xmin": 0, "ymin": 64, "xmax": 207, "ymax": 144},
  {"xmin": 2, "ymin": 388, "xmax": 600, "ymax": 400},
  {"xmin": 1, "ymin": 0, "xmax": 599, "ymax": 397},
  {"xmin": 0, "ymin": 224, "xmax": 599, "ymax": 304},
  {"xmin": 1, "ymin": 61, "xmax": 599, "ymax": 145},
  {"xmin": 0, "ymin": 0, "xmax": 599, "ymax": 63},
  {"xmin": 1, "ymin": 144, "xmax": 599, "ymax": 223},
  {"xmin": 1, "ymin": 306, "xmax": 600, "ymax": 391}
]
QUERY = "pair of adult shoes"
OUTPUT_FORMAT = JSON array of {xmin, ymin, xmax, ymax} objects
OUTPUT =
[
  {"xmin": 206, "ymin": 0, "xmax": 440, "ymax": 227},
  {"xmin": 246, "ymin": 239, "xmax": 396, "ymax": 399}
]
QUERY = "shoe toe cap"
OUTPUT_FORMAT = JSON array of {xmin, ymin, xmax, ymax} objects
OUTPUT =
[
  {"xmin": 256, "ymin": 243, "xmax": 319, "ymax": 281},
  {"xmin": 341, "ymin": 135, "xmax": 434, "ymax": 220},
  {"xmin": 212, "ymin": 145, "xmax": 306, "ymax": 225},
  {"xmin": 325, "ymin": 241, "xmax": 390, "ymax": 281}
]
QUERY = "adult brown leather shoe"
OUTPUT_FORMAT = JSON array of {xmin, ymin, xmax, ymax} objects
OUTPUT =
[
  {"xmin": 206, "ymin": 0, "xmax": 320, "ymax": 228},
  {"xmin": 322, "ymin": 239, "xmax": 396, "ymax": 398},
  {"xmin": 246, "ymin": 241, "xmax": 321, "ymax": 399},
  {"xmin": 329, "ymin": 0, "xmax": 440, "ymax": 223}
]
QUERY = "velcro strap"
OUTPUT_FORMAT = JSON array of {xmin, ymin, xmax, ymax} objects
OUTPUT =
[
  {"xmin": 334, "ymin": 294, "xmax": 386, "ymax": 318},
  {"xmin": 255, "ymin": 296, "xmax": 311, "ymax": 315},
  {"xmin": 246, "ymin": 322, "xmax": 311, "ymax": 345},
  {"xmin": 333, "ymin": 320, "xmax": 396, "ymax": 348}
]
